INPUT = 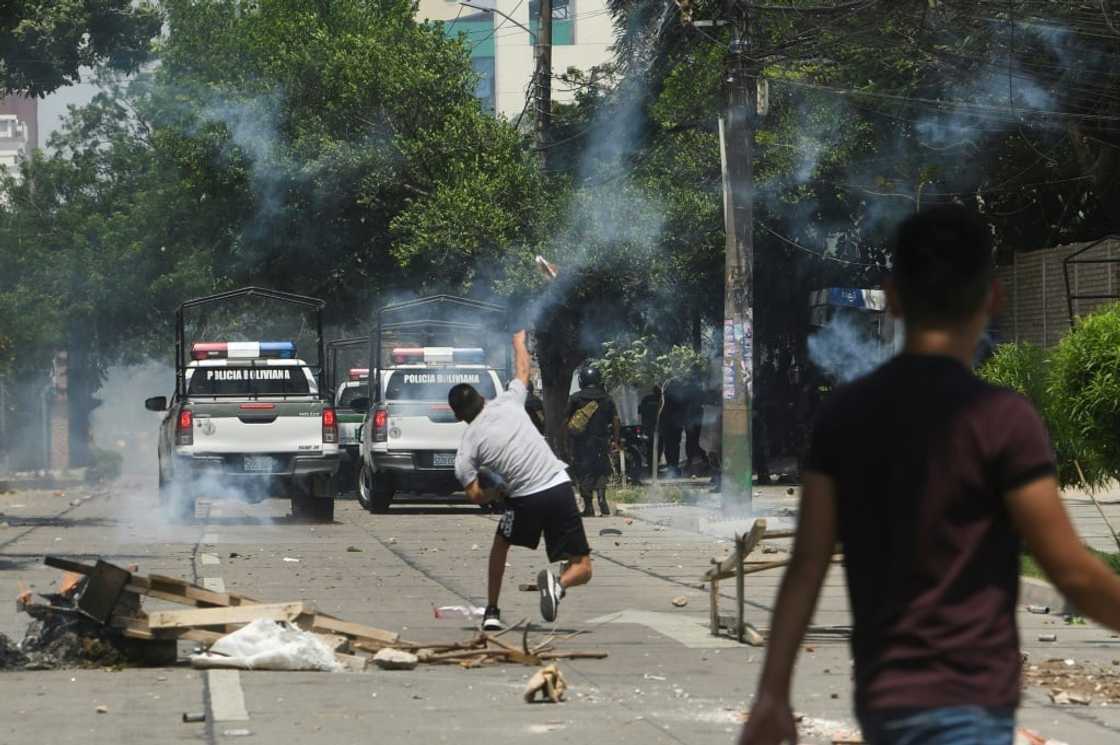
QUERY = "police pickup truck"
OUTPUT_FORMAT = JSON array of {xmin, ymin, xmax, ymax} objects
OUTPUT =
[
  {"xmin": 333, "ymin": 368, "xmax": 372, "ymax": 491},
  {"xmin": 355, "ymin": 347, "xmax": 502, "ymax": 512},
  {"xmin": 145, "ymin": 340, "xmax": 339, "ymax": 521}
]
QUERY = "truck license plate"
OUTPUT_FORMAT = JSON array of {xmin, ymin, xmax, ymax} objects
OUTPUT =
[
  {"xmin": 431, "ymin": 452, "xmax": 456, "ymax": 467},
  {"xmin": 243, "ymin": 455, "xmax": 277, "ymax": 473}
]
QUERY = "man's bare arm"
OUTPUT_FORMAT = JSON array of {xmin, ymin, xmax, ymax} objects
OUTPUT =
[
  {"xmin": 512, "ymin": 330, "xmax": 530, "ymax": 386},
  {"xmin": 753, "ymin": 473, "xmax": 838, "ymax": 695},
  {"xmin": 464, "ymin": 479, "xmax": 487, "ymax": 505},
  {"xmin": 1008, "ymin": 476, "xmax": 1120, "ymax": 630}
]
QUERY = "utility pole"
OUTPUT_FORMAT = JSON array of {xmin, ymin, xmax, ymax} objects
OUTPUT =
[
  {"xmin": 535, "ymin": 0, "xmax": 553, "ymax": 157},
  {"xmin": 719, "ymin": 2, "xmax": 756, "ymax": 513}
]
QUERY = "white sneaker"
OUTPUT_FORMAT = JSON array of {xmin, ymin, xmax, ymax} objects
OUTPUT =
[{"xmin": 537, "ymin": 569, "xmax": 563, "ymax": 622}]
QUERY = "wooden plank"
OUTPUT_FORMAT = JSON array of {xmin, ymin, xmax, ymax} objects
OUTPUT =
[
  {"xmin": 44, "ymin": 556, "xmax": 97, "ymax": 575},
  {"xmin": 112, "ymin": 615, "xmax": 225, "ymax": 645},
  {"xmin": 313, "ymin": 633, "xmax": 349, "ymax": 652},
  {"xmin": 147, "ymin": 575, "xmax": 259, "ymax": 606},
  {"xmin": 705, "ymin": 519, "xmax": 768, "ymax": 580},
  {"xmin": 305, "ymin": 615, "xmax": 399, "ymax": 645},
  {"xmin": 709, "ymin": 571, "xmax": 720, "ymax": 636},
  {"xmin": 735, "ymin": 534, "xmax": 746, "ymax": 644},
  {"xmin": 149, "ymin": 602, "xmax": 306, "ymax": 629}
]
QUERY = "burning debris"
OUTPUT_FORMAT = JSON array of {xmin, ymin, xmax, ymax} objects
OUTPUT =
[{"xmin": 3, "ymin": 556, "xmax": 607, "ymax": 676}]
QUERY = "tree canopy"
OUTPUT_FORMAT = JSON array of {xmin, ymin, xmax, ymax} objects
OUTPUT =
[{"xmin": 0, "ymin": 0, "xmax": 161, "ymax": 97}]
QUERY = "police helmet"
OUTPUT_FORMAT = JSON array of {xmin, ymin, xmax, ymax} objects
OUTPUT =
[{"xmin": 578, "ymin": 365, "xmax": 603, "ymax": 388}]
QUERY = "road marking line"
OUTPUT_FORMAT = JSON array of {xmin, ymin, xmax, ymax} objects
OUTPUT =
[
  {"xmin": 207, "ymin": 670, "xmax": 249, "ymax": 721},
  {"xmin": 202, "ymin": 577, "xmax": 226, "ymax": 593},
  {"xmin": 585, "ymin": 609, "xmax": 742, "ymax": 649},
  {"xmin": 200, "ymin": 553, "xmax": 220, "ymax": 565}
]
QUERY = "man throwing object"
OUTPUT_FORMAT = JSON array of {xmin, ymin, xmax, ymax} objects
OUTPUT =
[{"xmin": 451, "ymin": 329, "xmax": 592, "ymax": 631}]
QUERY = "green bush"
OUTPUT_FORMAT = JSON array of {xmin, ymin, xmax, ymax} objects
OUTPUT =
[
  {"xmin": 978, "ymin": 341, "xmax": 1048, "ymax": 410},
  {"xmin": 979, "ymin": 340, "xmax": 1095, "ymax": 489},
  {"xmin": 1049, "ymin": 304, "xmax": 1120, "ymax": 489}
]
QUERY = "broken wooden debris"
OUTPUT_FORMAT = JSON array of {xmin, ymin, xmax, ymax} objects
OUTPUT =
[
  {"xmin": 149, "ymin": 602, "xmax": 308, "ymax": 630},
  {"xmin": 30, "ymin": 555, "xmax": 605, "ymax": 673}
]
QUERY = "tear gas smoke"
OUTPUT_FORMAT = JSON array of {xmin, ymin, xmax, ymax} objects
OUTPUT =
[{"xmin": 807, "ymin": 314, "xmax": 891, "ymax": 384}]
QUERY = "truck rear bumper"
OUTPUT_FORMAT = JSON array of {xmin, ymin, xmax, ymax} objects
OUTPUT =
[
  {"xmin": 372, "ymin": 452, "xmax": 460, "ymax": 495},
  {"xmin": 174, "ymin": 452, "xmax": 339, "ymax": 479}
]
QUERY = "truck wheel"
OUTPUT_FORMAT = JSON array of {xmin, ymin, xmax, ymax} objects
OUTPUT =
[
  {"xmin": 290, "ymin": 474, "xmax": 336, "ymax": 522},
  {"xmin": 358, "ymin": 463, "xmax": 393, "ymax": 513}
]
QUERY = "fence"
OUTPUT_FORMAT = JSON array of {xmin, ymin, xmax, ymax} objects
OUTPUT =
[{"xmin": 994, "ymin": 238, "xmax": 1120, "ymax": 348}]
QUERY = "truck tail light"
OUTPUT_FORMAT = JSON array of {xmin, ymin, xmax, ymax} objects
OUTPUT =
[
  {"xmin": 177, "ymin": 409, "xmax": 193, "ymax": 446},
  {"xmin": 322, "ymin": 407, "xmax": 338, "ymax": 444},
  {"xmin": 373, "ymin": 407, "xmax": 388, "ymax": 443}
]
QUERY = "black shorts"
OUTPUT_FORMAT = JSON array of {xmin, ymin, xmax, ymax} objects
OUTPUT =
[{"xmin": 496, "ymin": 482, "xmax": 591, "ymax": 563}]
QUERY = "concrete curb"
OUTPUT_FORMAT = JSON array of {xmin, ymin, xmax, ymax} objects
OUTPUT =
[{"xmin": 1020, "ymin": 576, "xmax": 1075, "ymax": 616}]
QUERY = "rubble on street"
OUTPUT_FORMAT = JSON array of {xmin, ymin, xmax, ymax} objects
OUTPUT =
[{"xmin": 1, "ymin": 555, "xmax": 607, "ymax": 675}]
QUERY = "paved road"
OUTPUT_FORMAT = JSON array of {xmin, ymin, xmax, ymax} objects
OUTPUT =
[{"xmin": 1, "ymin": 480, "xmax": 1119, "ymax": 744}]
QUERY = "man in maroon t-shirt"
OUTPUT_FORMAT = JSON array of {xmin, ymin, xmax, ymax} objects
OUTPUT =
[{"xmin": 739, "ymin": 206, "xmax": 1120, "ymax": 745}]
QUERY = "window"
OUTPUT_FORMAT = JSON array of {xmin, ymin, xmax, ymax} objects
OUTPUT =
[
  {"xmin": 529, "ymin": 0, "xmax": 575, "ymax": 45},
  {"xmin": 471, "ymin": 57, "xmax": 496, "ymax": 114},
  {"xmin": 384, "ymin": 369, "xmax": 497, "ymax": 401},
  {"xmin": 187, "ymin": 366, "xmax": 311, "ymax": 396}
]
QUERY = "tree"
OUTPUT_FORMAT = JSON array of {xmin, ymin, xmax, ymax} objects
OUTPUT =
[
  {"xmin": 0, "ymin": 0, "xmax": 548, "ymax": 464},
  {"xmin": 0, "ymin": 1, "xmax": 161, "ymax": 97}
]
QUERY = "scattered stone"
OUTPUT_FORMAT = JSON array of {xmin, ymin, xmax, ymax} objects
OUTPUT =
[
  {"xmin": 229, "ymin": 552, "xmax": 241, "ymax": 559},
  {"xmin": 1026, "ymin": 605, "xmax": 1050, "ymax": 614},
  {"xmin": 671, "ymin": 596, "xmax": 688, "ymax": 608},
  {"xmin": 1038, "ymin": 633, "xmax": 1058, "ymax": 642},
  {"xmin": 387, "ymin": 537, "xmax": 397, "ymax": 545},
  {"xmin": 223, "ymin": 729, "xmax": 252, "ymax": 737},
  {"xmin": 70, "ymin": 499, "xmax": 81, "ymax": 507},
  {"xmin": 96, "ymin": 705, "xmax": 108, "ymax": 714},
  {"xmin": 373, "ymin": 649, "xmax": 418, "ymax": 671},
  {"xmin": 282, "ymin": 557, "xmax": 300, "ymax": 563},
  {"xmin": 345, "ymin": 546, "xmax": 363, "ymax": 553},
  {"xmin": 599, "ymin": 528, "xmax": 622, "ymax": 537},
  {"xmin": 182, "ymin": 712, "xmax": 206, "ymax": 723}
]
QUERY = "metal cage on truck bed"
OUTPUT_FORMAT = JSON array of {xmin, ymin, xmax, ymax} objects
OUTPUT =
[
  {"xmin": 174, "ymin": 287, "xmax": 327, "ymax": 399},
  {"xmin": 368, "ymin": 296, "xmax": 510, "ymax": 403}
]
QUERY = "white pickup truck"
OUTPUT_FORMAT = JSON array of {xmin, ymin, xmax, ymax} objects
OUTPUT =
[
  {"xmin": 355, "ymin": 347, "xmax": 503, "ymax": 512},
  {"xmin": 146, "ymin": 341, "xmax": 339, "ymax": 521}
]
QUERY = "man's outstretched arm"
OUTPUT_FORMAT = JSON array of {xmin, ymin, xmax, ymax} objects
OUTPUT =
[
  {"xmin": 512, "ymin": 330, "xmax": 531, "ymax": 386},
  {"xmin": 1008, "ymin": 475, "xmax": 1120, "ymax": 631},
  {"xmin": 739, "ymin": 472, "xmax": 838, "ymax": 745}
]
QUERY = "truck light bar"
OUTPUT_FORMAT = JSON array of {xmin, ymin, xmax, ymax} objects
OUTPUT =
[
  {"xmin": 390, "ymin": 347, "xmax": 486, "ymax": 365},
  {"xmin": 349, "ymin": 368, "xmax": 370, "ymax": 381},
  {"xmin": 191, "ymin": 341, "xmax": 296, "ymax": 360}
]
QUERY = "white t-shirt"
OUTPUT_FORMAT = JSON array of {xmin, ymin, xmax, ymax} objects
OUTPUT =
[{"xmin": 454, "ymin": 378, "xmax": 570, "ymax": 498}]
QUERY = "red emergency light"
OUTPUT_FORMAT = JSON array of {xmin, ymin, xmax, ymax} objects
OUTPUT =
[
  {"xmin": 191, "ymin": 341, "xmax": 296, "ymax": 360},
  {"xmin": 389, "ymin": 347, "xmax": 486, "ymax": 365},
  {"xmin": 348, "ymin": 368, "xmax": 370, "ymax": 381}
]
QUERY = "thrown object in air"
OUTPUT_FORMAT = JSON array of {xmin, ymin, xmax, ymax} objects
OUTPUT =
[
  {"xmin": 535, "ymin": 255, "xmax": 558, "ymax": 281},
  {"xmin": 524, "ymin": 663, "xmax": 568, "ymax": 703}
]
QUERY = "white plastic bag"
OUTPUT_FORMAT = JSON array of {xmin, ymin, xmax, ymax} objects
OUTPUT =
[
  {"xmin": 190, "ymin": 619, "xmax": 341, "ymax": 672},
  {"xmin": 432, "ymin": 605, "xmax": 484, "ymax": 620}
]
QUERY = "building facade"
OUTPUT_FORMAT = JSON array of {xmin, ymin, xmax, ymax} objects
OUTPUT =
[
  {"xmin": 0, "ymin": 95, "xmax": 36, "ymax": 181},
  {"xmin": 416, "ymin": 0, "xmax": 614, "ymax": 118}
]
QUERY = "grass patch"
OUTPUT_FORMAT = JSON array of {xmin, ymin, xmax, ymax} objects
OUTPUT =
[{"xmin": 1022, "ymin": 547, "xmax": 1120, "ymax": 580}]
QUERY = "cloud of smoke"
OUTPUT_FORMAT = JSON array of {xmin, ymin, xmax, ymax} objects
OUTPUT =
[{"xmin": 807, "ymin": 313, "xmax": 890, "ymax": 384}]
